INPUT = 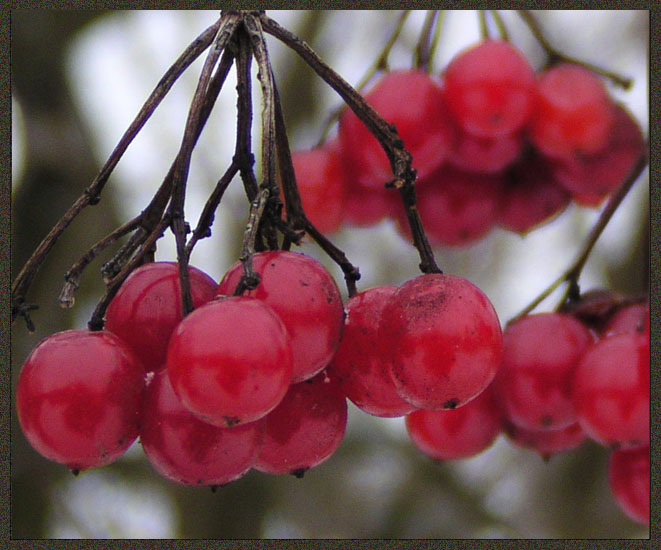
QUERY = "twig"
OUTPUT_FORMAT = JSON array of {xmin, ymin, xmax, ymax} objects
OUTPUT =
[
  {"xmin": 11, "ymin": 18, "xmax": 223, "ymax": 323},
  {"xmin": 489, "ymin": 10, "xmax": 509, "ymax": 41},
  {"xmin": 518, "ymin": 10, "xmax": 632, "ymax": 89},
  {"xmin": 510, "ymin": 150, "xmax": 648, "ymax": 324},
  {"xmin": 414, "ymin": 10, "xmax": 442, "ymax": 72}
]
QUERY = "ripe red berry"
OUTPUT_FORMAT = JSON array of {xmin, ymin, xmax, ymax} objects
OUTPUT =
[
  {"xmin": 343, "ymin": 183, "xmax": 399, "ymax": 227},
  {"xmin": 504, "ymin": 421, "xmax": 586, "ymax": 460},
  {"xmin": 289, "ymin": 142, "xmax": 346, "ymax": 233},
  {"xmin": 395, "ymin": 167, "xmax": 504, "ymax": 247},
  {"xmin": 498, "ymin": 154, "xmax": 570, "ymax": 234},
  {"xmin": 105, "ymin": 261, "xmax": 217, "ymax": 373},
  {"xmin": 603, "ymin": 302, "xmax": 649, "ymax": 337},
  {"xmin": 255, "ymin": 371, "xmax": 347, "ymax": 476},
  {"xmin": 493, "ymin": 312, "xmax": 594, "ymax": 430},
  {"xmin": 338, "ymin": 70, "xmax": 455, "ymax": 190},
  {"xmin": 551, "ymin": 104, "xmax": 645, "ymax": 205},
  {"xmin": 329, "ymin": 285, "xmax": 416, "ymax": 417},
  {"xmin": 217, "ymin": 251, "xmax": 344, "ymax": 383},
  {"xmin": 16, "ymin": 330, "xmax": 145, "ymax": 471},
  {"xmin": 406, "ymin": 385, "xmax": 503, "ymax": 460},
  {"xmin": 379, "ymin": 273, "xmax": 503, "ymax": 410},
  {"xmin": 530, "ymin": 64, "xmax": 615, "ymax": 159},
  {"xmin": 140, "ymin": 370, "xmax": 263, "ymax": 486},
  {"xmin": 608, "ymin": 445, "xmax": 649, "ymax": 525},
  {"xmin": 444, "ymin": 39, "xmax": 536, "ymax": 138},
  {"xmin": 573, "ymin": 332, "xmax": 649, "ymax": 448},
  {"xmin": 166, "ymin": 296, "xmax": 293, "ymax": 427},
  {"xmin": 448, "ymin": 127, "xmax": 524, "ymax": 174}
]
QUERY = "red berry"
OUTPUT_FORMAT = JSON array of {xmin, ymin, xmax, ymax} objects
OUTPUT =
[
  {"xmin": 395, "ymin": 167, "xmax": 504, "ymax": 247},
  {"xmin": 217, "ymin": 251, "xmax": 344, "ymax": 383},
  {"xmin": 406, "ymin": 385, "xmax": 503, "ymax": 460},
  {"xmin": 494, "ymin": 313, "xmax": 594, "ymax": 430},
  {"xmin": 329, "ymin": 286, "xmax": 416, "ymax": 417},
  {"xmin": 444, "ymin": 39, "xmax": 536, "ymax": 138},
  {"xmin": 608, "ymin": 445, "xmax": 649, "ymax": 525},
  {"xmin": 504, "ymin": 421, "xmax": 586, "ymax": 460},
  {"xmin": 379, "ymin": 273, "xmax": 503, "ymax": 410},
  {"xmin": 166, "ymin": 296, "xmax": 293, "ymax": 427},
  {"xmin": 105, "ymin": 261, "xmax": 217, "ymax": 373},
  {"xmin": 140, "ymin": 370, "xmax": 263, "ymax": 486},
  {"xmin": 530, "ymin": 64, "xmax": 615, "ymax": 158},
  {"xmin": 339, "ymin": 70, "xmax": 455, "ymax": 190},
  {"xmin": 603, "ymin": 302, "xmax": 649, "ymax": 337},
  {"xmin": 498, "ymin": 154, "xmax": 570, "ymax": 234},
  {"xmin": 343, "ymin": 183, "xmax": 399, "ymax": 227},
  {"xmin": 289, "ymin": 142, "xmax": 345, "ymax": 233},
  {"xmin": 448, "ymin": 127, "xmax": 524, "ymax": 174},
  {"xmin": 16, "ymin": 330, "xmax": 145, "ymax": 471},
  {"xmin": 255, "ymin": 371, "xmax": 347, "ymax": 476},
  {"xmin": 573, "ymin": 332, "xmax": 649, "ymax": 448},
  {"xmin": 551, "ymin": 104, "xmax": 645, "ymax": 205}
]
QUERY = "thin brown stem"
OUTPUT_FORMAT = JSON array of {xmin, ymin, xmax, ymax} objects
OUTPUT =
[
  {"xmin": 414, "ymin": 10, "xmax": 441, "ymax": 72},
  {"xmin": 510, "ymin": 150, "xmax": 648, "ymax": 324},
  {"xmin": 518, "ymin": 10, "xmax": 632, "ymax": 89}
]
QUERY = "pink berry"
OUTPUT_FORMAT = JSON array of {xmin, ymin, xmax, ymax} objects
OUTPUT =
[
  {"xmin": 379, "ymin": 273, "xmax": 503, "ymax": 410},
  {"xmin": 166, "ymin": 296, "xmax": 293, "ymax": 427},
  {"xmin": 608, "ymin": 445, "xmax": 649, "ymax": 525},
  {"xmin": 603, "ymin": 302, "xmax": 649, "ymax": 337},
  {"xmin": 105, "ymin": 261, "xmax": 217, "ymax": 373},
  {"xmin": 530, "ymin": 64, "xmax": 615, "ymax": 158},
  {"xmin": 339, "ymin": 70, "xmax": 455, "ymax": 190},
  {"xmin": 448, "ymin": 127, "xmax": 524, "ymax": 174},
  {"xmin": 406, "ymin": 385, "xmax": 503, "ymax": 460},
  {"xmin": 140, "ymin": 370, "xmax": 263, "ymax": 486},
  {"xmin": 573, "ymin": 332, "xmax": 649, "ymax": 448},
  {"xmin": 504, "ymin": 421, "xmax": 586, "ymax": 460},
  {"xmin": 16, "ymin": 330, "xmax": 145, "ymax": 471},
  {"xmin": 329, "ymin": 285, "xmax": 416, "ymax": 417},
  {"xmin": 493, "ymin": 313, "xmax": 594, "ymax": 430},
  {"xmin": 444, "ymin": 39, "xmax": 536, "ymax": 138},
  {"xmin": 217, "ymin": 251, "xmax": 344, "ymax": 383},
  {"xmin": 255, "ymin": 371, "xmax": 347, "ymax": 476},
  {"xmin": 343, "ymin": 183, "xmax": 399, "ymax": 227}
]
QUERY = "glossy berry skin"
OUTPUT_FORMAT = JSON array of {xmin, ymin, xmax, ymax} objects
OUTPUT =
[
  {"xmin": 105, "ymin": 261, "xmax": 217, "ymax": 373},
  {"xmin": 140, "ymin": 370, "xmax": 263, "ymax": 486},
  {"xmin": 217, "ymin": 251, "xmax": 344, "ymax": 383},
  {"xmin": 573, "ymin": 332, "xmax": 649, "ymax": 448},
  {"xmin": 379, "ymin": 274, "xmax": 503, "ymax": 410},
  {"xmin": 608, "ymin": 445, "xmax": 649, "ymax": 525},
  {"xmin": 16, "ymin": 330, "xmax": 145, "ymax": 471},
  {"xmin": 444, "ymin": 39, "xmax": 536, "ymax": 138},
  {"xmin": 395, "ymin": 167, "xmax": 504, "ymax": 247},
  {"xmin": 255, "ymin": 371, "xmax": 347, "ymax": 476},
  {"xmin": 494, "ymin": 313, "xmax": 593, "ymax": 431},
  {"xmin": 406, "ymin": 385, "xmax": 503, "ymax": 460},
  {"xmin": 504, "ymin": 421, "xmax": 585, "ymax": 460},
  {"xmin": 498, "ymin": 155, "xmax": 570, "ymax": 234},
  {"xmin": 530, "ymin": 64, "xmax": 614, "ymax": 159},
  {"xmin": 289, "ymin": 142, "xmax": 345, "ymax": 233},
  {"xmin": 339, "ymin": 70, "xmax": 455, "ymax": 190},
  {"xmin": 329, "ymin": 286, "xmax": 416, "ymax": 417},
  {"xmin": 551, "ymin": 104, "xmax": 644, "ymax": 206},
  {"xmin": 603, "ymin": 302, "xmax": 649, "ymax": 337},
  {"xmin": 166, "ymin": 296, "xmax": 293, "ymax": 427}
]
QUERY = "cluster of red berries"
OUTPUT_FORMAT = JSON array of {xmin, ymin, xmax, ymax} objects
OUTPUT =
[
  {"xmin": 291, "ymin": 39, "xmax": 644, "ymax": 245},
  {"xmin": 399, "ymin": 299, "xmax": 649, "ymax": 526}
]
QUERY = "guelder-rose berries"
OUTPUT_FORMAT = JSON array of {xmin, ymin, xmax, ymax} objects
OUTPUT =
[
  {"xmin": 406, "ymin": 385, "xmax": 503, "ymax": 460},
  {"xmin": 573, "ymin": 332, "xmax": 649, "ymax": 448},
  {"xmin": 140, "ymin": 370, "xmax": 263, "ymax": 486},
  {"xmin": 379, "ymin": 274, "xmax": 503, "ymax": 410},
  {"xmin": 217, "ymin": 251, "xmax": 344, "ymax": 383},
  {"xmin": 16, "ymin": 330, "xmax": 145, "ymax": 471},
  {"xmin": 444, "ymin": 39, "xmax": 536, "ymax": 138},
  {"xmin": 339, "ymin": 69, "xmax": 455, "ymax": 189},
  {"xmin": 494, "ymin": 313, "xmax": 593, "ymax": 431},
  {"xmin": 504, "ymin": 422, "xmax": 586, "ymax": 460},
  {"xmin": 329, "ymin": 285, "xmax": 416, "ymax": 417},
  {"xmin": 608, "ymin": 445, "xmax": 649, "ymax": 525},
  {"xmin": 255, "ymin": 371, "xmax": 348, "ymax": 476},
  {"xmin": 530, "ymin": 64, "xmax": 615, "ymax": 158},
  {"xmin": 166, "ymin": 296, "xmax": 293, "ymax": 427},
  {"xmin": 105, "ymin": 261, "xmax": 217, "ymax": 373}
]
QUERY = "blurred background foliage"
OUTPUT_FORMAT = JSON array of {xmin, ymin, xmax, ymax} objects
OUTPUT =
[{"xmin": 11, "ymin": 10, "xmax": 649, "ymax": 539}]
